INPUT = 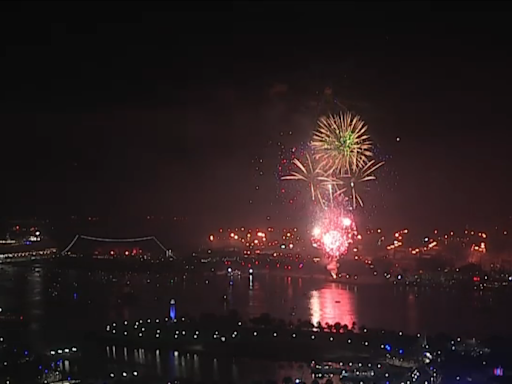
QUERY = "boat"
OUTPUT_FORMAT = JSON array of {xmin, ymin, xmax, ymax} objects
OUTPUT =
[
  {"xmin": 0, "ymin": 230, "xmax": 57, "ymax": 263},
  {"xmin": 0, "ymin": 308, "xmax": 24, "ymax": 323},
  {"xmin": 0, "ymin": 313, "xmax": 24, "ymax": 322}
]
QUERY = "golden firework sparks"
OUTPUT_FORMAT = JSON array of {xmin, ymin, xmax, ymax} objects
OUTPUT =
[
  {"xmin": 281, "ymin": 154, "xmax": 345, "ymax": 208},
  {"xmin": 311, "ymin": 112, "xmax": 373, "ymax": 175},
  {"xmin": 344, "ymin": 159, "xmax": 384, "ymax": 208}
]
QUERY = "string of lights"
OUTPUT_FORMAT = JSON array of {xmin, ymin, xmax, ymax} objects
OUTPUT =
[
  {"xmin": 80, "ymin": 235, "xmax": 156, "ymax": 242},
  {"xmin": 61, "ymin": 235, "xmax": 173, "ymax": 257}
]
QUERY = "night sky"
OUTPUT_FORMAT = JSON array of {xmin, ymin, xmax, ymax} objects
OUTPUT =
[{"xmin": 1, "ymin": 2, "xmax": 511, "ymax": 241}]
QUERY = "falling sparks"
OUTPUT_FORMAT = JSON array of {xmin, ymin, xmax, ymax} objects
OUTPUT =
[
  {"xmin": 311, "ymin": 203, "xmax": 357, "ymax": 259},
  {"xmin": 344, "ymin": 159, "xmax": 384, "ymax": 208},
  {"xmin": 311, "ymin": 201, "xmax": 357, "ymax": 278},
  {"xmin": 281, "ymin": 154, "xmax": 344, "ymax": 208}
]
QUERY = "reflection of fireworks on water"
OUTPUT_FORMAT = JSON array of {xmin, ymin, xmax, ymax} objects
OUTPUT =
[
  {"xmin": 311, "ymin": 201, "xmax": 357, "ymax": 278},
  {"xmin": 309, "ymin": 286, "xmax": 357, "ymax": 326}
]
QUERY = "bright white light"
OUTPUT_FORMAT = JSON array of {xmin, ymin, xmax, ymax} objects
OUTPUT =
[
  {"xmin": 249, "ymin": 268, "xmax": 253, "ymax": 274},
  {"xmin": 322, "ymin": 231, "xmax": 344, "ymax": 256},
  {"xmin": 342, "ymin": 217, "xmax": 352, "ymax": 226},
  {"xmin": 227, "ymin": 268, "xmax": 232, "ymax": 273},
  {"xmin": 312, "ymin": 227, "xmax": 321, "ymax": 237}
]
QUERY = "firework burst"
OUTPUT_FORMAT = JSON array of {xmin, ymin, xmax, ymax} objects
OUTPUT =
[
  {"xmin": 344, "ymin": 159, "xmax": 384, "ymax": 208},
  {"xmin": 281, "ymin": 154, "xmax": 345, "ymax": 208},
  {"xmin": 311, "ymin": 199, "xmax": 357, "ymax": 278},
  {"xmin": 311, "ymin": 112, "xmax": 373, "ymax": 174},
  {"xmin": 280, "ymin": 103, "xmax": 383, "ymax": 278}
]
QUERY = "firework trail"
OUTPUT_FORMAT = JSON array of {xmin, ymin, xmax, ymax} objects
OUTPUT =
[
  {"xmin": 344, "ymin": 159, "xmax": 384, "ymax": 208},
  {"xmin": 281, "ymin": 154, "xmax": 345, "ymax": 208}
]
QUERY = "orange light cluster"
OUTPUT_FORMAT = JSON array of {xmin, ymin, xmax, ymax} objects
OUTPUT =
[
  {"xmin": 208, "ymin": 226, "xmax": 305, "ymax": 251},
  {"xmin": 386, "ymin": 240, "xmax": 403, "ymax": 250},
  {"xmin": 471, "ymin": 242, "xmax": 486, "ymax": 253}
]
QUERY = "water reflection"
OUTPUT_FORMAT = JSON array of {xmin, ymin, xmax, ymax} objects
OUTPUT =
[
  {"xmin": 406, "ymin": 292, "xmax": 418, "ymax": 334},
  {"xmin": 155, "ymin": 349, "xmax": 161, "ymax": 375},
  {"xmin": 106, "ymin": 347, "xmax": 318, "ymax": 384},
  {"xmin": 212, "ymin": 358, "xmax": 219, "ymax": 381},
  {"xmin": 286, "ymin": 276, "xmax": 292, "ymax": 300},
  {"xmin": 309, "ymin": 283, "xmax": 357, "ymax": 326},
  {"xmin": 247, "ymin": 279, "xmax": 265, "ymax": 316},
  {"xmin": 3, "ymin": 265, "xmax": 512, "ymax": 382},
  {"xmin": 27, "ymin": 268, "xmax": 43, "ymax": 322},
  {"xmin": 193, "ymin": 354, "xmax": 200, "ymax": 381},
  {"xmin": 231, "ymin": 360, "xmax": 239, "ymax": 383}
]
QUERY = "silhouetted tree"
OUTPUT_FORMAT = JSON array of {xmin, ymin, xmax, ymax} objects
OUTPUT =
[
  {"xmin": 251, "ymin": 313, "xmax": 274, "ymax": 328},
  {"xmin": 199, "ymin": 313, "xmax": 218, "ymax": 329},
  {"xmin": 249, "ymin": 316, "xmax": 261, "ymax": 328},
  {"xmin": 299, "ymin": 320, "xmax": 314, "ymax": 330},
  {"xmin": 275, "ymin": 319, "xmax": 286, "ymax": 329}
]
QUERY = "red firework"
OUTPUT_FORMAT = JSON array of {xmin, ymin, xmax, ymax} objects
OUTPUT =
[{"xmin": 311, "ymin": 204, "xmax": 357, "ymax": 261}]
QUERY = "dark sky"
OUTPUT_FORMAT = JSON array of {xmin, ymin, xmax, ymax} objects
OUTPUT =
[{"xmin": 1, "ymin": 1, "xmax": 512, "ymax": 239}]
